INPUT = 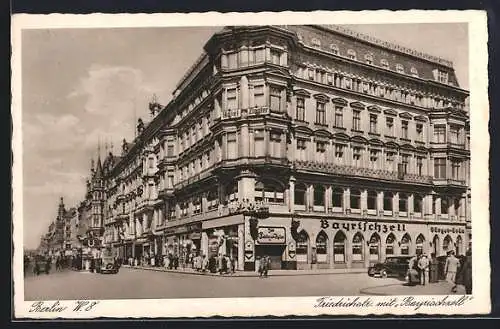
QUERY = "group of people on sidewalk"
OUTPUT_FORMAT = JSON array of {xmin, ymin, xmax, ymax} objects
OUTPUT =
[
  {"xmin": 407, "ymin": 249, "xmax": 472, "ymax": 294},
  {"xmin": 192, "ymin": 254, "xmax": 237, "ymax": 275}
]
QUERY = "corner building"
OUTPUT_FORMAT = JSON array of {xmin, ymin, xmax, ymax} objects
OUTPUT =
[{"xmin": 102, "ymin": 25, "xmax": 470, "ymax": 272}]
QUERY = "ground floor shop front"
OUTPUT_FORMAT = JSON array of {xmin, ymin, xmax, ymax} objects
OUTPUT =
[{"xmin": 118, "ymin": 213, "xmax": 468, "ymax": 272}]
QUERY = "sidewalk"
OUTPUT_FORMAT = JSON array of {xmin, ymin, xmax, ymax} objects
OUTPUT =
[
  {"xmin": 122, "ymin": 265, "xmax": 367, "ymax": 277},
  {"xmin": 360, "ymin": 280, "xmax": 468, "ymax": 295}
]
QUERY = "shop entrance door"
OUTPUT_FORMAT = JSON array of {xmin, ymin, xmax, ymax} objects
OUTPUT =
[{"xmin": 256, "ymin": 245, "xmax": 285, "ymax": 270}]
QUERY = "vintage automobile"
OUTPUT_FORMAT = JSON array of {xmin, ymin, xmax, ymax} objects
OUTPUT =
[
  {"xmin": 33, "ymin": 255, "xmax": 51, "ymax": 275},
  {"xmin": 97, "ymin": 249, "xmax": 119, "ymax": 274},
  {"xmin": 368, "ymin": 256, "xmax": 413, "ymax": 278}
]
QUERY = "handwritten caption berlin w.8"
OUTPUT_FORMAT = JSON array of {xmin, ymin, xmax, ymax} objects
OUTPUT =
[
  {"xmin": 314, "ymin": 295, "xmax": 473, "ymax": 311},
  {"xmin": 29, "ymin": 301, "xmax": 99, "ymax": 313}
]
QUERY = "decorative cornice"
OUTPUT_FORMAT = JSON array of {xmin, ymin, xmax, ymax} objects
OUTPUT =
[
  {"xmin": 350, "ymin": 101, "xmax": 366, "ymax": 109},
  {"xmin": 294, "ymin": 88, "xmax": 311, "ymax": 98},
  {"xmin": 332, "ymin": 97, "xmax": 348, "ymax": 106}
]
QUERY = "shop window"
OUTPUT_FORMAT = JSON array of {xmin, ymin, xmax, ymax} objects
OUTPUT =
[
  {"xmin": 254, "ymin": 129, "xmax": 265, "ymax": 157},
  {"xmin": 333, "ymin": 231, "xmax": 347, "ymax": 263},
  {"xmin": 367, "ymin": 191, "xmax": 377, "ymax": 211},
  {"xmin": 350, "ymin": 189, "xmax": 361, "ymax": 210},
  {"xmin": 443, "ymin": 235, "xmax": 453, "ymax": 253},
  {"xmin": 296, "ymin": 97, "xmax": 305, "ymax": 121},
  {"xmin": 314, "ymin": 185, "xmax": 325, "ymax": 207},
  {"xmin": 416, "ymin": 234, "xmax": 425, "ymax": 255},
  {"xmin": 332, "ymin": 187, "xmax": 343, "ymax": 209},
  {"xmin": 369, "ymin": 233, "xmax": 380, "ymax": 261},
  {"xmin": 316, "ymin": 231, "xmax": 328, "ymax": 263},
  {"xmin": 255, "ymin": 179, "xmax": 284, "ymax": 204},
  {"xmin": 400, "ymin": 234, "xmax": 411, "ymax": 255},
  {"xmin": 384, "ymin": 192, "xmax": 393, "ymax": 212},
  {"xmin": 352, "ymin": 232, "xmax": 364, "ymax": 261},
  {"xmin": 399, "ymin": 193, "xmax": 408, "ymax": 213},
  {"xmin": 414, "ymin": 195, "xmax": 423, "ymax": 214},
  {"xmin": 296, "ymin": 230, "xmax": 309, "ymax": 263},
  {"xmin": 385, "ymin": 233, "xmax": 396, "ymax": 256},
  {"xmin": 294, "ymin": 183, "xmax": 307, "ymax": 206}
]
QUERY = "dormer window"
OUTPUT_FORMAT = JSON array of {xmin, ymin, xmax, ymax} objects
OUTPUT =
[
  {"xmin": 330, "ymin": 44, "xmax": 339, "ymax": 55},
  {"xmin": 365, "ymin": 53, "xmax": 373, "ymax": 65},
  {"xmin": 438, "ymin": 70, "xmax": 449, "ymax": 84},
  {"xmin": 311, "ymin": 38, "xmax": 321, "ymax": 48},
  {"xmin": 410, "ymin": 67, "xmax": 419, "ymax": 77},
  {"xmin": 347, "ymin": 49, "xmax": 357, "ymax": 60},
  {"xmin": 396, "ymin": 64, "xmax": 404, "ymax": 74},
  {"xmin": 381, "ymin": 59, "xmax": 389, "ymax": 69}
]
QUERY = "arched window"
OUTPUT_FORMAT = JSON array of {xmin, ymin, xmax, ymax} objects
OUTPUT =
[
  {"xmin": 332, "ymin": 187, "xmax": 343, "ymax": 209},
  {"xmin": 399, "ymin": 193, "xmax": 408, "ymax": 213},
  {"xmin": 456, "ymin": 235, "xmax": 463, "ymax": 255},
  {"xmin": 414, "ymin": 195, "xmax": 423, "ymax": 214},
  {"xmin": 384, "ymin": 192, "xmax": 393, "ymax": 212},
  {"xmin": 381, "ymin": 59, "xmax": 389, "ymax": 69},
  {"xmin": 316, "ymin": 231, "xmax": 329, "ymax": 263},
  {"xmin": 369, "ymin": 233, "xmax": 381, "ymax": 261},
  {"xmin": 416, "ymin": 234, "xmax": 425, "ymax": 255},
  {"xmin": 386, "ymin": 233, "xmax": 396, "ymax": 256},
  {"xmin": 352, "ymin": 232, "xmax": 364, "ymax": 261},
  {"xmin": 347, "ymin": 49, "xmax": 357, "ymax": 60},
  {"xmin": 350, "ymin": 189, "xmax": 361, "ymax": 210},
  {"xmin": 364, "ymin": 53, "xmax": 374, "ymax": 65},
  {"xmin": 396, "ymin": 64, "xmax": 405, "ymax": 74},
  {"xmin": 294, "ymin": 183, "xmax": 307, "ymax": 207},
  {"xmin": 432, "ymin": 235, "xmax": 440, "ymax": 257},
  {"xmin": 443, "ymin": 235, "xmax": 453, "ymax": 254},
  {"xmin": 400, "ymin": 233, "xmax": 411, "ymax": 255},
  {"xmin": 333, "ymin": 231, "xmax": 347, "ymax": 263},
  {"xmin": 296, "ymin": 230, "xmax": 309, "ymax": 263},
  {"xmin": 314, "ymin": 185, "xmax": 325, "ymax": 207},
  {"xmin": 367, "ymin": 191, "xmax": 378, "ymax": 211},
  {"xmin": 255, "ymin": 179, "xmax": 284, "ymax": 204},
  {"xmin": 410, "ymin": 67, "xmax": 418, "ymax": 77}
]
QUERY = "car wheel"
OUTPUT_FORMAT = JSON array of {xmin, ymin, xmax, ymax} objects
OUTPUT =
[{"xmin": 381, "ymin": 270, "xmax": 388, "ymax": 278}]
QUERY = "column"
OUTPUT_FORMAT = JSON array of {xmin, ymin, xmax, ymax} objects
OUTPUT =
[
  {"xmin": 436, "ymin": 196, "xmax": 442, "ymax": 217},
  {"xmin": 344, "ymin": 188, "xmax": 350, "ymax": 213},
  {"xmin": 289, "ymin": 177, "xmax": 295, "ymax": 212},
  {"xmin": 326, "ymin": 186, "xmax": 332, "ymax": 213},
  {"xmin": 307, "ymin": 184, "xmax": 313, "ymax": 211},
  {"xmin": 459, "ymin": 196, "xmax": 466, "ymax": 221},
  {"xmin": 238, "ymin": 224, "xmax": 245, "ymax": 271},
  {"xmin": 201, "ymin": 231, "xmax": 209, "ymax": 257},
  {"xmin": 361, "ymin": 190, "xmax": 368, "ymax": 214},
  {"xmin": 408, "ymin": 194, "xmax": 415, "ymax": 216},
  {"xmin": 240, "ymin": 124, "xmax": 249, "ymax": 157},
  {"xmin": 308, "ymin": 137, "xmax": 315, "ymax": 162},
  {"xmin": 240, "ymin": 75, "xmax": 249, "ymax": 110},
  {"xmin": 377, "ymin": 191, "xmax": 384, "ymax": 216}
]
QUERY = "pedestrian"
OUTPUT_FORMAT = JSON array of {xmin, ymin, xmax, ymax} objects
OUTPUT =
[
  {"xmin": 407, "ymin": 255, "xmax": 418, "ymax": 286},
  {"xmin": 262, "ymin": 255, "xmax": 270, "ymax": 278},
  {"xmin": 418, "ymin": 254, "xmax": 430, "ymax": 285},
  {"xmin": 230, "ymin": 256, "xmax": 236, "ymax": 274},
  {"xmin": 202, "ymin": 255, "xmax": 209, "ymax": 273},
  {"xmin": 461, "ymin": 249, "xmax": 473, "ymax": 294},
  {"xmin": 445, "ymin": 250, "xmax": 460, "ymax": 293}
]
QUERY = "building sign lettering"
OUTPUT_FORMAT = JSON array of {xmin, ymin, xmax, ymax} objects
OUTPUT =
[
  {"xmin": 257, "ymin": 227, "xmax": 286, "ymax": 244},
  {"xmin": 430, "ymin": 227, "xmax": 465, "ymax": 234},
  {"xmin": 320, "ymin": 219, "xmax": 406, "ymax": 233}
]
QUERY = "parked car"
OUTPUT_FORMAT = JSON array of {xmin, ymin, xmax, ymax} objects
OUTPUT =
[
  {"xmin": 97, "ymin": 249, "xmax": 119, "ymax": 274},
  {"xmin": 368, "ymin": 256, "xmax": 413, "ymax": 278},
  {"xmin": 33, "ymin": 255, "xmax": 51, "ymax": 275}
]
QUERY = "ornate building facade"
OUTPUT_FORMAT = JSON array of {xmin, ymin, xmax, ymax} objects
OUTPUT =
[{"xmin": 97, "ymin": 25, "xmax": 470, "ymax": 271}]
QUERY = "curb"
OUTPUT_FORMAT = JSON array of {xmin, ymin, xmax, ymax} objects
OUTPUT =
[{"xmin": 122, "ymin": 265, "xmax": 367, "ymax": 277}]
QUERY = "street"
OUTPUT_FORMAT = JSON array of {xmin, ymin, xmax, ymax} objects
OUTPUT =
[{"xmin": 23, "ymin": 267, "xmax": 461, "ymax": 300}]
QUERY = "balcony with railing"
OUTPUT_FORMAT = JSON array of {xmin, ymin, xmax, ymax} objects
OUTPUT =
[
  {"xmin": 432, "ymin": 178, "xmax": 466, "ymax": 187},
  {"xmin": 221, "ymin": 106, "xmax": 270, "ymax": 120},
  {"xmin": 293, "ymin": 160, "xmax": 433, "ymax": 184}
]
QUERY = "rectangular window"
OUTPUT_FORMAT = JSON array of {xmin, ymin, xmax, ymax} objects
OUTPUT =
[
  {"xmin": 255, "ymin": 48, "xmax": 265, "ymax": 63},
  {"xmin": 451, "ymin": 160, "xmax": 461, "ymax": 180},
  {"xmin": 254, "ymin": 129, "xmax": 265, "ymax": 157},
  {"xmin": 270, "ymin": 87, "xmax": 282, "ymax": 112},
  {"xmin": 399, "ymin": 195, "xmax": 408, "ymax": 212},
  {"xmin": 296, "ymin": 98, "xmax": 305, "ymax": 121},
  {"xmin": 400, "ymin": 154, "xmax": 409, "ymax": 174},
  {"xmin": 270, "ymin": 131, "xmax": 282, "ymax": 158},
  {"xmin": 316, "ymin": 141, "xmax": 326, "ymax": 162},
  {"xmin": 449, "ymin": 125, "xmax": 460, "ymax": 144},
  {"xmin": 296, "ymin": 138, "xmax": 307, "ymax": 161},
  {"xmin": 369, "ymin": 150, "xmax": 378, "ymax": 169},
  {"xmin": 167, "ymin": 174, "xmax": 174, "ymax": 188},
  {"xmin": 334, "ymin": 106, "xmax": 343, "ymax": 128},
  {"xmin": 270, "ymin": 49, "xmax": 281, "ymax": 65},
  {"xmin": 417, "ymin": 157, "xmax": 423, "ymax": 176},
  {"xmin": 254, "ymin": 85, "xmax": 265, "ymax": 107},
  {"xmin": 369, "ymin": 114, "xmax": 377, "ymax": 133},
  {"xmin": 438, "ymin": 70, "xmax": 449, "ymax": 84},
  {"xmin": 384, "ymin": 193, "xmax": 393, "ymax": 211},
  {"xmin": 227, "ymin": 88, "xmax": 237, "ymax": 110},
  {"xmin": 227, "ymin": 132, "xmax": 237, "ymax": 159},
  {"xmin": 228, "ymin": 53, "xmax": 238, "ymax": 69},
  {"xmin": 434, "ymin": 158, "xmax": 447, "ymax": 179},
  {"xmin": 401, "ymin": 120, "xmax": 408, "ymax": 139},
  {"xmin": 352, "ymin": 147, "xmax": 362, "ymax": 167},
  {"xmin": 434, "ymin": 125, "xmax": 446, "ymax": 143},
  {"xmin": 416, "ymin": 123, "xmax": 423, "ymax": 141},
  {"xmin": 386, "ymin": 152, "xmax": 395, "ymax": 170},
  {"xmin": 316, "ymin": 102, "xmax": 326, "ymax": 125},
  {"xmin": 352, "ymin": 110, "xmax": 361, "ymax": 131},
  {"xmin": 335, "ymin": 144, "xmax": 344, "ymax": 160},
  {"xmin": 386, "ymin": 117, "xmax": 394, "ymax": 136}
]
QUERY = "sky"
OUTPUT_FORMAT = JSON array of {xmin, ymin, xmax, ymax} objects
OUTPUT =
[{"xmin": 21, "ymin": 23, "xmax": 469, "ymax": 249}]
